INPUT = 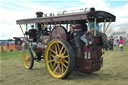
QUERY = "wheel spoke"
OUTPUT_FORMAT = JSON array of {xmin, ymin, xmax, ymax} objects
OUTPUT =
[
  {"xmin": 63, "ymin": 59, "xmax": 69, "ymax": 64},
  {"xmin": 61, "ymin": 62, "xmax": 68, "ymax": 69},
  {"xmin": 49, "ymin": 48, "xmax": 56, "ymax": 54},
  {"xmin": 52, "ymin": 61, "xmax": 57, "ymax": 69},
  {"xmin": 51, "ymin": 54, "xmax": 56, "ymax": 58},
  {"xmin": 57, "ymin": 43, "xmax": 61, "ymax": 52},
  {"xmin": 62, "ymin": 48, "xmax": 66, "ymax": 56},
  {"xmin": 54, "ymin": 63, "xmax": 59, "ymax": 73},
  {"xmin": 25, "ymin": 56, "xmax": 30, "ymax": 62},
  {"xmin": 27, "ymin": 61, "xmax": 30, "ymax": 65},
  {"xmin": 62, "ymin": 55, "xmax": 68, "ymax": 59},
  {"xmin": 60, "ymin": 45, "xmax": 64, "ymax": 54},
  {"xmin": 25, "ymin": 58, "xmax": 30, "ymax": 65},
  {"xmin": 26, "ymin": 59, "xmax": 30, "ymax": 63},
  {"xmin": 62, "ymin": 64, "xmax": 64, "ymax": 74},
  {"xmin": 58, "ymin": 63, "xmax": 61, "ymax": 74},
  {"xmin": 54, "ymin": 45, "xmax": 58, "ymax": 55},
  {"xmin": 48, "ymin": 60, "xmax": 56, "ymax": 63}
]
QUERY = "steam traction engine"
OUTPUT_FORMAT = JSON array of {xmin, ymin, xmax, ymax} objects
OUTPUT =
[{"xmin": 16, "ymin": 8, "xmax": 116, "ymax": 79}]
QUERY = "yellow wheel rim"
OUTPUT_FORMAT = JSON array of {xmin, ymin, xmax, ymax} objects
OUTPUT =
[
  {"xmin": 22, "ymin": 50, "xmax": 32, "ymax": 69},
  {"xmin": 45, "ymin": 40, "xmax": 69, "ymax": 78}
]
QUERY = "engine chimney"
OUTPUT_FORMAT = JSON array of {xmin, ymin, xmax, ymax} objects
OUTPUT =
[
  {"xmin": 35, "ymin": 12, "xmax": 43, "ymax": 31},
  {"xmin": 36, "ymin": 12, "xmax": 43, "ymax": 17}
]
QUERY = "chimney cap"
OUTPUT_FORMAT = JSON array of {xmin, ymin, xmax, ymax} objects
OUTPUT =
[{"xmin": 36, "ymin": 12, "xmax": 44, "ymax": 17}]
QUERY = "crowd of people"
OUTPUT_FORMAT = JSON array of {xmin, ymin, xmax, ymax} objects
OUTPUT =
[{"xmin": 108, "ymin": 36, "xmax": 126, "ymax": 52}]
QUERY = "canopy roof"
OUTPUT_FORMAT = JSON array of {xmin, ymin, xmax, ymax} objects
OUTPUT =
[{"xmin": 16, "ymin": 11, "xmax": 116, "ymax": 24}]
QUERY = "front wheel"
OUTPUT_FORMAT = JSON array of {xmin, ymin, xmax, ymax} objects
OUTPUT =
[
  {"xmin": 45, "ymin": 39, "xmax": 75, "ymax": 79},
  {"xmin": 22, "ymin": 48, "xmax": 34, "ymax": 69}
]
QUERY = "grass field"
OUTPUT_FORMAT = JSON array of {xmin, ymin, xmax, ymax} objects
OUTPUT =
[{"xmin": 0, "ymin": 44, "xmax": 128, "ymax": 85}]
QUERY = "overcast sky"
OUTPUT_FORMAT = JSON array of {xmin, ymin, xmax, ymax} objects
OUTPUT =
[{"xmin": 0, "ymin": 0, "xmax": 128, "ymax": 40}]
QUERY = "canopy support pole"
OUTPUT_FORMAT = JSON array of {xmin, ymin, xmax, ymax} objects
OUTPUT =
[
  {"xmin": 19, "ymin": 24, "xmax": 25, "ymax": 38},
  {"xmin": 44, "ymin": 23, "xmax": 48, "ymax": 29},
  {"xmin": 94, "ymin": 18, "xmax": 97, "ymax": 36},
  {"xmin": 54, "ymin": 22, "xmax": 56, "ymax": 27},
  {"xmin": 66, "ymin": 23, "xmax": 68, "ymax": 31},
  {"xmin": 59, "ymin": 21, "xmax": 61, "ymax": 26},
  {"xmin": 49, "ymin": 23, "xmax": 52, "ymax": 31},
  {"xmin": 26, "ymin": 24, "xmax": 28, "ymax": 38},
  {"xmin": 87, "ymin": 19, "xmax": 90, "ymax": 32},
  {"xmin": 103, "ymin": 19, "xmax": 106, "ymax": 33},
  {"xmin": 105, "ymin": 20, "xmax": 112, "ymax": 32}
]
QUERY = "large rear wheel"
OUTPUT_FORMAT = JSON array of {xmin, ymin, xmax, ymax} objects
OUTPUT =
[
  {"xmin": 22, "ymin": 48, "xmax": 34, "ymax": 69},
  {"xmin": 45, "ymin": 39, "xmax": 75, "ymax": 79}
]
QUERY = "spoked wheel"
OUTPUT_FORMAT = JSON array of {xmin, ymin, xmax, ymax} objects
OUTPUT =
[
  {"xmin": 22, "ymin": 48, "xmax": 34, "ymax": 69},
  {"xmin": 45, "ymin": 39, "xmax": 75, "ymax": 79}
]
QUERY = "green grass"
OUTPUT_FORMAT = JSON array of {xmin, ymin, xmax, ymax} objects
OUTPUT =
[
  {"xmin": 0, "ymin": 44, "xmax": 128, "ymax": 85},
  {"xmin": 1, "ymin": 51, "xmax": 23, "ymax": 60}
]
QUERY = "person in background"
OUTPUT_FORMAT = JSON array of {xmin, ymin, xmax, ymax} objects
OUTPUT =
[
  {"xmin": 7, "ymin": 43, "xmax": 9, "ymax": 48},
  {"xmin": 117, "ymin": 39, "xmax": 119, "ymax": 46},
  {"xmin": 119, "ymin": 36, "xmax": 124, "ymax": 52},
  {"xmin": 1, "ymin": 41, "xmax": 4, "ymax": 53},
  {"xmin": 109, "ymin": 36, "xmax": 114, "ymax": 50},
  {"xmin": 22, "ymin": 42, "xmax": 25, "ymax": 51},
  {"xmin": 17, "ymin": 41, "xmax": 21, "ymax": 51}
]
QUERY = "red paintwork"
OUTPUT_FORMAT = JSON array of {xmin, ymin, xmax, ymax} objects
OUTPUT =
[
  {"xmin": 74, "ymin": 32, "xmax": 103, "ymax": 73},
  {"xmin": 37, "ymin": 36, "xmax": 50, "ymax": 54},
  {"xmin": 38, "ymin": 47, "xmax": 45, "ymax": 54},
  {"xmin": 38, "ymin": 26, "xmax": 67, "ymax": 55},
  {"xmin": 38, "ymin": 45, "xmax": 46, "ymax": 53},
  {"xmin": 50, "ymin": 26, "xmax": 67, "ymax": 40},
  {"xmin": 77, "ymin": 46, "xmax": 103, "ymax": 73},
  {"xmin": 36, "ymin": 26, "xmax": 67, "ymax": 58},
  {"xmin": 78, "ymin": 58, "xmax": 102, "ymax": 72}
]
